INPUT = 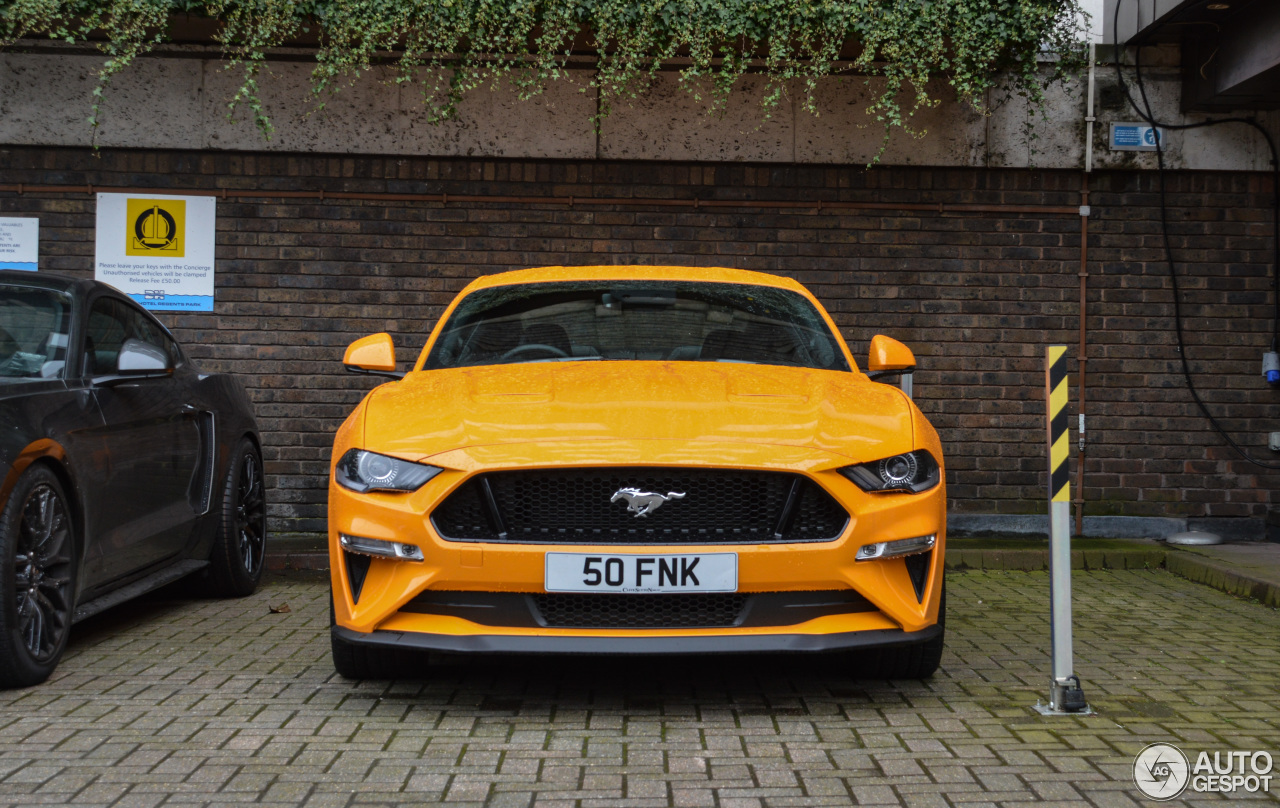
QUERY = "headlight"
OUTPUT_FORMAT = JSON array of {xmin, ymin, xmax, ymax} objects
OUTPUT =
[
  {"xmin": 839, "ymin": 450, "xmax": 939, "ymax": 493},
  {"xmin": 335, "ymin": 449, "xmax": 442, "ymax": 493}
]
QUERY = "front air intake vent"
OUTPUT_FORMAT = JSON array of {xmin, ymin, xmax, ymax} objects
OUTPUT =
[{"xmin": 531, "ymin": 594, "xmax": 750, "ymax": 628}]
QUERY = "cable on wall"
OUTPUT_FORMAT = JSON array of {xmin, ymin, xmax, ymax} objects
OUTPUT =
[{"xmin": 1113, "ymin": 0, "xmax": 1280, "ymax": 471}]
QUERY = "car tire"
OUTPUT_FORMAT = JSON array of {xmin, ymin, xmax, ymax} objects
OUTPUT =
[
  {"xmin": 329, "ymin": 597, "xmax": 424, "ymax": 680},
  {"xmin": 0, "ymin": 465, "xmax": 77, "ymax": 688},
  {"xmin": 846, "ymin": 581, "xmax": 945, "ymax": 680},
  {"xmin": 875, "ymin": 582, "xmax": 945, "ymax": 679},
  {"xmin": 203, "ymin": 438, "xmax": 266, "ymax": 598}
]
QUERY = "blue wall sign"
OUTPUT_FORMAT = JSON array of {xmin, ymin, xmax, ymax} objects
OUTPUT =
[{"xmin": 1110, "ymin": 122, "xmax": 1164, "ymax": 152}]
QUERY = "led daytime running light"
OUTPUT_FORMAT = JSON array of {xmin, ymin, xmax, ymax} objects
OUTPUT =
[
  {"xmin": 339, "ymin": 533, "xmax": 425, "ymax": 561},
  {"xmin": 856, "ymin": 534, "xmax": 936, "ymax": 561}
]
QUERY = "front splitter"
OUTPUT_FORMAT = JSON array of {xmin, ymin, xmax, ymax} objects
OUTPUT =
[{"xmin": 331, "ymin": 623, "xmax": 942, "ymax": 655}]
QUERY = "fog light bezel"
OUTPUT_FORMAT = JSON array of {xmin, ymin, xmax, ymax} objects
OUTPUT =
[
  {"xmin": 339, "ymin": 533, "xmax": 425, "ymax": 562},
  {"xmin": 855, "ymin": 534, "xmax": 936, "ymax": 561}
]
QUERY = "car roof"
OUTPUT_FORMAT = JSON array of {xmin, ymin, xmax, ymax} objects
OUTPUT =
[
  {"xmin": 0, "ymin": 270, "xmax": 98, "ymax": 296},
  {"xmin": 461, "ymin": 265, "xmax": 810, "ymax": 294}
]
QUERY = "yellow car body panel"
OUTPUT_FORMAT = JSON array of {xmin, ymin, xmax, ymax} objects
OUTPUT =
[{"xmin": 329, "ymin": 265, "xmax": 946, "ymax": 662}]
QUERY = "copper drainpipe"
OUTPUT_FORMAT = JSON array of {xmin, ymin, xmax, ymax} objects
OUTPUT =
[{"xmin": 0, "ymin": 182, "xmax": 1079, "ymax": 216}]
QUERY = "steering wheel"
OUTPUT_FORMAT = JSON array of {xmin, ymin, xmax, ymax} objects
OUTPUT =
[{"xmin": 499, "ymin": 343, "xmax": 569, "ymax": 361}]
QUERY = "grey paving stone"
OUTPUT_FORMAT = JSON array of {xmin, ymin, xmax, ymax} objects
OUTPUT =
[{"xmin": 0, "ymin": 569, "xmax": 1277, "ymax": 807}]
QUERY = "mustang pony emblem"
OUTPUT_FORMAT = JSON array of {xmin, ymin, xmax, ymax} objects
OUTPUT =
[{"xmin": 610, "ymin": 487, "xmax": 686, "ymax": 517}]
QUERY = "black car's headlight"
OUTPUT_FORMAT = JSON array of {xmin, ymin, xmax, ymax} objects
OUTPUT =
[
  {"xmin": 839, "ymin": 450, "xmax": 940, "ymax": 493},
  {"xmin": 335, "ymin": 449, "xmax": 442, "ymax": 493}
]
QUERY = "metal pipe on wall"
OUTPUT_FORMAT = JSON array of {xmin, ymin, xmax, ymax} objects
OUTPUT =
[
  {"xmin": 0, "ymin": 183, "xmax": 1081, "ymax": 216},
  {"xmin": 1075, "ymin": 42, "xmax": 1097, "ymax": 537},
  {"xmin": 1077, "ymin": 178, "xmax": 1090, "ymax": 537}
]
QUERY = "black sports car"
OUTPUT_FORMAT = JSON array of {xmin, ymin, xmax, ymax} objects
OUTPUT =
[{"xmin": 0, "ymin": 271, "xmax": 265, "ymax": 688}]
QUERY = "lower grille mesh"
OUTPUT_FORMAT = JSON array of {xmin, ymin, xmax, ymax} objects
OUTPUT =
[{"xmin": 532, "ymin": 593, "xmax": 750, "ymax": 628}]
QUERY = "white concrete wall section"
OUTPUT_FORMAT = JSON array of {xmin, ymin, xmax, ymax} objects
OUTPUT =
[
  {"xmin": 0, "ymin": 53, "xmax": 205, "ymax": 149},
  {"xmin": 202, "ymin": 61, "xmax": 598, "ymax": 158},
  {"xmin": 1090, "ymin": 65, "xmax": 1280, "ymax": 173},
  {"xmin": 598, "ymin": 74, "xmax": 794, "ymax": 163},
  {"xmin": 1, "ymin": 50, "xmax": 1275, "ymax": 170}
]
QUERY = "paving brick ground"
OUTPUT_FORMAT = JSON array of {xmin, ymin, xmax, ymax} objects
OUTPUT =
[{"xmin": 1, "ymin": 569, "xmax": 1277, "ymax": 808}]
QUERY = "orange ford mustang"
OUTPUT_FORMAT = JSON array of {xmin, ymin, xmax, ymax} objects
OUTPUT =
[{"xmin": 328, "ymin": 266, "xmax": 945, "ymax": 678}]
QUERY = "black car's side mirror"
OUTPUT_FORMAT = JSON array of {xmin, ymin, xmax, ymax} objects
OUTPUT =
[
  {"xmin": 118, "ymin": 339, "xmax": 171, "ymax": 373},
  {"xmin": 95, "ymin": 339, "xmax": 173, "ymax": 384}
]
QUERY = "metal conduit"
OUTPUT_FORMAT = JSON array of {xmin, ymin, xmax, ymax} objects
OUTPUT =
[{"xmin": 0, "ymin": 183, "xmax": 1081, "ymax": 216}]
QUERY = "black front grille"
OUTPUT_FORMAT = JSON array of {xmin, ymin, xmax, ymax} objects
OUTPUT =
[
  {"xmin": 532, "ymin": 593, "xmax": 750, "ymax": 628},
  {"xmin": 431, "ymin": 467, "xmax": 848, "ymax": 544}
]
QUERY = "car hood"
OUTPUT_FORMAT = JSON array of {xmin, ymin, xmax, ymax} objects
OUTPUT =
[{"xmin": 362, "ymin": 361, "xmax": 915, "ymax": 466}]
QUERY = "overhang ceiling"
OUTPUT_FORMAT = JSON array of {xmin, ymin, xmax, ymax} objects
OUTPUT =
[{"xmin": 1105, "ymin": 0, "xmax": 1280, "ymax": 111}]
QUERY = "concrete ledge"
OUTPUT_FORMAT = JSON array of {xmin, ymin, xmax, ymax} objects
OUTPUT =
[
  {"xmin": 1164, "ymin": 553, "xmax": 1279, "ymax": 607},
  {"xmin": 946, "ymin": 538, "xmax": 1280, "ymax": 609},
  {"xmin": 945, "ymin": 540, "xmax": 1168, "ymax": 572},
  {"xmin": 947, "ymin": 514, "xmax": 1193, "ymax": 539}
]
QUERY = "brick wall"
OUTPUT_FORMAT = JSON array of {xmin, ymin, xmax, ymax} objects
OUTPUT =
[{"xmin": 1, "ymin": 146, "xmax": 1276, "ymax": 534}]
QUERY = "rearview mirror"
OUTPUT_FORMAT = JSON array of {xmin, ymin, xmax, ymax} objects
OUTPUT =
[
  {"xmin": 344, "ymin": 333, "xmax": 404, "ymax": 380},
  {"xmin": 867, "ymin": 335, "xmax": 916, "ymax": 398}
]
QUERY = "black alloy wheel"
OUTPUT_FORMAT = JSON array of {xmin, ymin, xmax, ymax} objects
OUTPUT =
[
  {"xmin": 0, "ymin": 465, "xmax": 76, "ymax": 688},
  {"xmin": 234, "ymin": 448, "xmax": 266, "ymax": 577},
  {"xmin": 204, "ymin": 438, "xmax": 266, "ymax": 597}
]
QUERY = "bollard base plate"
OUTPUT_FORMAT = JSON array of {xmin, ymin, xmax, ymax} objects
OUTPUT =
[{"xmin": 1032, "ymin": 700, "xmax": 1095, "ymax": 716}]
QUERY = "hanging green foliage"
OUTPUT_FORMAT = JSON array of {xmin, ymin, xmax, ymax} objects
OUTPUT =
[{"xmin": 0, "ymin": 0, "xmax": 1088, "ymax": 153}]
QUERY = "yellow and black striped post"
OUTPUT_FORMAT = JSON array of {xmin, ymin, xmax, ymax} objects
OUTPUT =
[
  {"xmin": 1038, "ymin": 345, "xmax": 1089, "ymax": 714},
  {"xmin": 1047, "ymin": 345, "xmax": 1071, "ymax": 505}
]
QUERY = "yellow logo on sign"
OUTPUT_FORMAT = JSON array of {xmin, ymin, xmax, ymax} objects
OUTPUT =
[{"xmin": 126, "ymin": 198, "xmax": 186, "ymax": 257}]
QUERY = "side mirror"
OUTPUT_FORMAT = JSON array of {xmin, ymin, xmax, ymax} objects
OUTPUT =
[
  {"xmin": 117, "ymin": 338, "xmax": 171, "ymax": 373},
  {"xmin": 94, "ymin": 338, "xmax": 173, "ymax": 385},
  {"xmin": 867, "ymin": 335, "xmax": 916, "ymax": 398},
  {"xmin": 344, "ymin": 333, "xmax": 404, "ymax": 380}
]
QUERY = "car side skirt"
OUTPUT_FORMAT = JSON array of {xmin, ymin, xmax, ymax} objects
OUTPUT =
[{"xmin": 331, "ymin": 623, "xmax": 942, "ymax": 656}]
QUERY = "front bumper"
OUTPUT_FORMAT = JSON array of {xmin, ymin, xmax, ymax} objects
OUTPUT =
[
  {"xmin": 328, "ymin": 446, "xmax": 947, "ymax": 639},
  {"xmin": 331, "ymin": 622, "xmax": 943, "ymax": 655}
]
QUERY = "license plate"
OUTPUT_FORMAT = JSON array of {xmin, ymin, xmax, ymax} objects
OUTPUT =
[{"xmin": 544, "ymin": 552, "xmax": 738, "ymax": 593}]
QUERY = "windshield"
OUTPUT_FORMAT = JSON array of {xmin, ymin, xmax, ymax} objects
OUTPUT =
[
  {"xmin": 425, "ymin": 280, "xmax": 849, "ymax": 372},
  {"xmin": 0, "ymin": 284, "xmax": 72, "ymax": 381}
]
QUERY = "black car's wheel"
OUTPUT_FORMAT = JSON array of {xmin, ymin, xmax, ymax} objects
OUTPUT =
[
  {"xmin": 0, "ymin": 465, "xmax": 77, "ymax": 688},
  {"xmin": 204, "ymin": 438, "xmax": 266, "ymax": 598}
]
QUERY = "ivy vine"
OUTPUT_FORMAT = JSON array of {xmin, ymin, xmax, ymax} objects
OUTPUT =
[{"xmin": 0, "ymin": 0, "xmax": 1088, "ymax": 155}]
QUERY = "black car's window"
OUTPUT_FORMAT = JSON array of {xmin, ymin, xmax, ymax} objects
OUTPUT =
[
  {"xmin": 0, "ymin": 284, "xmax": 72, "ymax": 380},
  {"xmin": 84, "ymin": 298, "xmax": 176, "ymax": 376},
  {"xmin": 425, "ymin": 281, "xmax": 849, "ymax": 372}
]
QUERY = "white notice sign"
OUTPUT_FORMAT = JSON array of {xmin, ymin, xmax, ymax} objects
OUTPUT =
[
  {"xmin": 0, "ymin": 218, "xmax": 39, "ymax": 271},
  {"xmin": 95, "ymin": 193, "xmax": 215, "ymax": 311}
]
